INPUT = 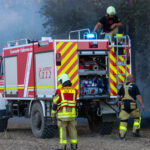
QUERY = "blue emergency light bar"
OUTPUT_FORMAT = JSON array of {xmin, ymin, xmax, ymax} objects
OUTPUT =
[
  {"xmin": 86, "ymin": 33, "xmax": 95, "ymax": 38},
  {"xmin": 84, "ymin": 33, "xmax": 97, "ymax": 39}
]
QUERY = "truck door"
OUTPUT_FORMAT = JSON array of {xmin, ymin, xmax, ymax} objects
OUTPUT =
[
  {"xmin": 35, "ymin": 52, "xmax": 55, "ymax": 99},
  {"xmin": 4, "ymin": 56, "xmax": 18, "ymax": 96}
]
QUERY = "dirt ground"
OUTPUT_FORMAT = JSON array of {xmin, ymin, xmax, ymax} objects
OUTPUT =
[{"xmin": 0, "ymin": 118, "xmax": 150, "ymax": 150}]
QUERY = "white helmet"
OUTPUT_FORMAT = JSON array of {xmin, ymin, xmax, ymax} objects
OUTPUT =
[
  {"xmin": 58, "ymin": 73, "xmax": 70, "ymax": 85},
  {"xmin": 106, "ymin": 6, "xmax": 116, "ymax": 15}
]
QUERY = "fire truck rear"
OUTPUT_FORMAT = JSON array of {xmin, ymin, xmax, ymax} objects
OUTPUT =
[{"xmin": 0, "ymin": 29, "xmax": 131, "ymax": 138}]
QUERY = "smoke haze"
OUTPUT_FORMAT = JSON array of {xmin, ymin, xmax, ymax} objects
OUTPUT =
[{"xmin": 0, "ymin": 0, "xmax": 46, "ymax": 51}]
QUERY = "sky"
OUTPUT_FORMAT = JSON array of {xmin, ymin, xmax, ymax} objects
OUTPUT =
[{"xmin": 0, "ymin": 0, "xmax": 46, "ymax": 51}]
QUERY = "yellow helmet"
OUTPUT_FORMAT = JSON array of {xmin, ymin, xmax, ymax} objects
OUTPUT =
[
  {"xmin": 106, "ymin": 6, "xmax": 116, "ymax": 15},
  {"xmin": 58, "ymin": 73, "xmax": 71, "ymax": 86}
]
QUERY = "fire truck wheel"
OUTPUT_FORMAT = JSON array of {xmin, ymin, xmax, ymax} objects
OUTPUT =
[
  {"xmin": 31, "ymin": 102, "xmax": 56, "ymax": 138},
  {"xmin": 0, "ymin": 110, "xmax": 8, "ymax": 132},
  {"xmin": 88, "ymin": 115, "xmax": 102, "ymax": 133},
  {"xmin": 100, "ymin": 122, "xmax": 114, "ymax": 135}
]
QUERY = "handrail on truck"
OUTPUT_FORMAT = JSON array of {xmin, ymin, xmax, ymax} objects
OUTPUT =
[
  {"xmin": 69, "ymin": 28, "xmax": 90, "ymax": 39},
  {"xmin": 7, "ymin": 39, "xmax": 29, "ymax": 47}
]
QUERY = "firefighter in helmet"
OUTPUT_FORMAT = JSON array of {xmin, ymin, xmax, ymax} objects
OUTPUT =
[
  {"xmin": 93, "ymin": 6, "xmax": 122, "ymax": 40},
  {"xmin": 117, "ymin": 75, "xmax": 145, "ymax": 139},
  {"xmin": 51, "ymin": 73, "xmax": 78, "ymax": 150}
]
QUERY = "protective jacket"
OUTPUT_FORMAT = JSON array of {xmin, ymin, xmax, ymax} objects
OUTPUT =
[{"xmin": 51, "ymin": 86, "xmax": 77, "ymax": 120}]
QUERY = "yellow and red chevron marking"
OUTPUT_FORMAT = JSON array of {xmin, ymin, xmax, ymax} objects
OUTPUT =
[
  {"xmin": 56, "ymin": 42, "xmax": 79, "ymax": 94},
  {"xmin": 109, "ymin": 47, "xmax": 117, "ymax": 96},
  {"xmin": 118, "ymin": 56, "xmax": 130, "ymax": 83},
  {"xmin": 109, "ymin": 47, "xmax": 130, "ymax": 96}
]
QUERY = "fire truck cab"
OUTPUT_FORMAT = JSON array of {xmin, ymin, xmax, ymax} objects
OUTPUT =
[{"xmin": 0, "ymin": 29, "xmax": 131, "ymax": 137}]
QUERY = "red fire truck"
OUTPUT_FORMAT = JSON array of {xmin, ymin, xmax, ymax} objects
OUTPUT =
[{"xmin": 0, "ymin": 29, "xmax": 131, "ymax": 138}]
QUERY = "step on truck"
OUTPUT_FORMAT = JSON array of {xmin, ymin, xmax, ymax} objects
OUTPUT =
[{"xmin": 0, "ymin": 29, "xmax": 131, "ymax": 137}]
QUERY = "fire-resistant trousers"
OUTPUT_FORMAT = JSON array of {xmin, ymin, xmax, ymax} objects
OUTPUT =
[
  {"xmin": 105, "ymin": 27, "xmax": 119, "ymax": 40},
  {"xmin": 57, "ymin": 119, "xmax": 78, "ymax": 149},
  {"xmin": 119, "ymin": 108, "xmax": 141, "ymax": 138}
]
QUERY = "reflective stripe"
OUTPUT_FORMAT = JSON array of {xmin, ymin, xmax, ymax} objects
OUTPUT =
[
  {"xmin": 57, "ymin": 114, "xmax": 76, "ymax": 119},
  {"xmin": 6, "ymin": 86, "xmax": 33, "ymax": 90},
  {"xmin": 61, "ymin": 100, "xmax": 76, "ymax": 102},
  {"xmin": 61, "ymin": 103, "xmax": 76, "ymax": 106},
  {"xmin": 57, "ymin": 114, "xmax": 76, "ymax": 117},
  {"xmin": 139, "ymin": 117, "xmax": 141, "ymax": 129},
  {"xmin": 120, "ymin": 126, "xmax": 127, "ymax": 131},
  {"xmin": 53, "ymin": 95, "xmax": 60, "ymax": 103},
  {"xmin": 61, "ymin": 104, "xmax": 76, "ymax": 107},
  {"xmin": 61, "ymin": 92, "xmax": 65, "ymax": 102},
  {"xmin": 134, "ymin": 117, "xmax": 141, "ymax": 129},
  {"xmin": 61, "ymin": 101, "xmax": 76, "ymax": 105},
  {"xmin": 60, "ymin": 127, "xmax": 67, "ymax": 144},
  {"xmin": 61, "ymin": 140, "xmax": 67, "ymax": 144},
  {"xmin": 134, "ymin": 122, "xmax": 140, "ymax": 126},
  {"xmin": 28, "ymin": 86, "xmax": 34, "ymax": 89},
  {"xmin": 60, "ymin": 127, "xmax": 63, "ymax": 144},
  {"xmin": 73, "ymin": 89, "xmax": 75, "ymax": 102},
  {"xmin": 61, "ymin": 100, "xmax": 76, "ymax": 104},
  {"xmin": 57, "ymin": 108, "xmax": 76, "ymax": 118},
  {"xmin": 70, "ymin": 139, "xmax": 78, "ymax": 144},
  {"xmin": 58, "ymin": 112, "xmax": 76, "ymax": 115}
]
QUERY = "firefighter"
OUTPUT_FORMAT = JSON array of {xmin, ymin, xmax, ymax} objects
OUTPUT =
[
  {"xmin": 93, "ymin": 6, "xmax": 122, "ymax": 40},
  {"xmin": 117, "ymin": 75, "xmax": 145, "ymax": 139},
  {"xmin": 51, "ymin": 73, "xmax": 78, "ymax": 150}
]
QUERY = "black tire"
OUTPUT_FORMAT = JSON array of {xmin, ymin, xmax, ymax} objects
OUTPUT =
[
  {"xmin": 0, "ymin": 110, "xmax": 8, "ymax": 132},
  {"xmin": 100, "ymin": 122, "xmax": 114, "ymax": 135},
  {"xmin": 31, "ymin": 102, "xmax": 57, "ymax": 138},
  {"xmin": 88, "ymin": 115, "xmax": 102, "ymax": 133}
]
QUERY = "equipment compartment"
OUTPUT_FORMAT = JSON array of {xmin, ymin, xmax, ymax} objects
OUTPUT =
[
  {"xmin": 79, "ymin": 55, "xmax": 107, "ymax": 72},
  {"xmin": 79, "ymin": 75, "xmax": 109, "ymax": 97},
  {"xmin": 78, "ymin": 54, "xmax": 109, "ymax": 98}
]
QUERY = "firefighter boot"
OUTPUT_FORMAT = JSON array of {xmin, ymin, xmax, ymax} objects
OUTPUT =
[
  {"xmin": 71, "ymin": 144, "xmax": 77, "ymax": 150},
  {"xmin": 119, "ymin": 133, "xmax": 126, "ymax": 140},
  {"xmin": 133, "ymin": 129, "xmax": 140, "ymax": 137}
]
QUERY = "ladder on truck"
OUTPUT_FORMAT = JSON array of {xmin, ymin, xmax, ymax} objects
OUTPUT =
[{"xmin": 114, "ymin": 35, "xmax": 131, "ymax": 89}]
